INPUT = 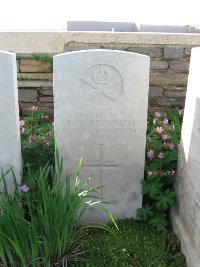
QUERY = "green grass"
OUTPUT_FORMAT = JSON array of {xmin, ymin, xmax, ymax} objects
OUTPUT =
[
  {"xmin": 32, "ymin": 54, "xmax": 53, "ymax": 65},
  {"xmin": 73, "ymin": 219, "xmax": 186, "ymax": 267}
]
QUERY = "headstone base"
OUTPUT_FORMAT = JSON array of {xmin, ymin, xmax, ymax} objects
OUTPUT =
[{"xmin": 171, "ymin": 208, "xmax": 200, "ymax": 267}]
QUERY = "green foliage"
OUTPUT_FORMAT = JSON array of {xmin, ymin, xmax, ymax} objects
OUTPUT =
[
  {"xmin": 148, "ymin": 213, "xmax": 168, "ymax": 231},
  {"xmin": 136, "ymin": 204, "xmax": 154, "ymax": 221},
  {"xmin": 20, "ymin": 108, "xmax": 54, "ymax": 171},
  {"xmin": 137, "ymin": 110, "xmax": 183, "ymax": 230},
  {"xmin": 32, "ymin": 54, "xmax": 53, "ymax": 65},
  {"xmin": 0, "ymin": 152, "xmax": 117, "ymax": 266},
  {"xmin": 73, "ymin": 219, "xmax": 186, "ymax": 267},
  {"xmin": 156, "ymin": 189, "xmax": 176, "ymax": 210},
  {"xmin": 17, "ymin": 76, "xmax": 32, "ymax": 81},
  {"xmin": 142, "ymin": 178, "xmax": 162, "ymax": 198}
]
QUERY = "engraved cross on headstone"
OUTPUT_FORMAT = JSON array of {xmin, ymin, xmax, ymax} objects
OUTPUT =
[{"xmin": 83, "ymin": 144, "xmax": 119, "ymax": 194}]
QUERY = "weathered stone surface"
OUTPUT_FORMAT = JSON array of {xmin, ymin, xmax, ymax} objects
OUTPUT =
[
  {"xmin": 148, "ymin": 106, "xmax": 176, "ymax": 114},
  {"xmin": 164, "ymin": 90, "xmax": 186, "ymax": 97},
  {"xmin": 19, "ymin": 102, "xmax": 37, "ymax": 108},
  {"xmin": 65, "ymin": 42, "xmax": 129, "ymax": 52},
  {"xmin": 39, "ymin": 107, "xmax": 54, "ymax": 115},
  {"xmin": 38, "ymin": 102, "xmax": 54, "ymax": 114},
  {"xmin": 38, "ymin": 88, "xmax": 53, "ymax": 96},
  {"xmin": 54, "ymin": 50, "xmax": 150, "ymax": 222},
  {"xmin": 17, "ymin": 53, "xmax": 33, "ymax": 59},
  {"xmin": 169, "ymin": 60, "xmax": 190, "ymax": 72},
  {"xmin": 20, "ymin": 108, "xmax": 31, "ymax": 115},
  {"xmin": 149, "ymin": 86, "xmax": 163, "ymax": 97},
  {"xmin": 164, "ymin": 86, "xmax": 187, "ymax": 91},
  {"xmin": 38, "ymin": 102, "xmax": 54, "ymax": 107},
  {"xmin": 38, "ymin": 96, "xmax": 53, "ymax": 102},
  {"xmin": 150, "ymin": 97, "xmax": 185, "ymax": 107},
  {"xmin": 171, "ymin": 47, "xmax": 200, "ymax": 267},
  {"xmin": 150, "ymin": 60, "xmax": 168, "ymax": 70},
  {"xmin": 18, "ymin": 73, "xmax": 53, "ymax": 81},
  {"xmin": 127, "ymin": 47, "xmax": 162, "ymax": 57},
  {"xmin": 19, "ymin": 102, "xmax": 53, "ymax": 115},
  {"xmin": 0, "ymin": 51, "xmax": 22, "ymax": 192},
  {"xmin": 19, "ymin": 102, "xmax": 36, "ymax": 115},
  {"xmin": 164, "ymin": 47, "xmax": 184, "ymax": 59},
  {"xmin": 18, "ymin": 89, "xmax": 38, "ymax": 102},
  {"xmin": 20, "ymin": 59, "xmax": 52, "ymax": 73},
  {"xmin": 150, "ymin": 72, "xmax": 188, "ymax": 86},
  {"xmin": 1, "ymin": 32, "xmax": 200, "ymax": 54},
  {"xmin": 18, "ymin": 80, "xmax": 52, "ymax": 88},
  {"xmin": 65, "ymin": 42, "xmax": 102, "ymax": 52}
]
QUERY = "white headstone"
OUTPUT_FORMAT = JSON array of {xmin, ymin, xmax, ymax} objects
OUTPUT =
[
  {"xmin": 0, "ymin": 51, "xmax": 22, "ymax": 192},
  {"xmin": 171, "ymin": 47, "xmax": 200, "ymax": 267},
  {"xmin": 54, "ymin": 50, "xmax": 150, "ymax": 222}
]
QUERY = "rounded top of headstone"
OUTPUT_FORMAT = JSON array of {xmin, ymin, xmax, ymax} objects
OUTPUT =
[{"xmin": 54, "ymin": 49, "xmax": 150, "ymax": 61}]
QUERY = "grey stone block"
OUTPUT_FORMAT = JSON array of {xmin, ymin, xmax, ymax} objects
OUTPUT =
[
  {"xmin": 150, "ymin": 60, "xmax": 168, "ymax": 70},
  {"xmin": 169, "ymin": 60, "xmax": 189, "ymax": 72},
  {"xmin": 127, "ymin": 47, "xmax": 162, "ymax": 57},
  {"xmin": 164, "ymin": 47, "xmax": 184, "ymax": 59},
  {"xmin": 18, "ymin": 80, "xmax": 52, "ymax": 88},
  {"xmin": 149, "ymin": 86, "xmax": 163, "ymax": 97},
  {"xmin": 19, "ymin": 89, "xmax": 38, "ymax": 102}
]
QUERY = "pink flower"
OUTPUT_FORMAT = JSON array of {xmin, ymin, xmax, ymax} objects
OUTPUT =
[
  {"xmin": 155, "ymin": 112, "xmax": 161, "ymax": 118},
  {"xmin": 156, "ymin": 127, "xmax": 164, "ymax": 134},
  {"xmin": 168, "ymin": 170, "xmax": 175, "ymax": 176},
  {"xmin": 147, "ymin": 171, "xmax": 153, "ymax": 176},
  {"xmin": 19, "ymin": 120, "xmax": 25, "ymax": 127},
  {"xmin": 162, "ymin": 135, "xmax": 168, "ymax": 141},
  {"xmin": 20, "ymin": 185, "xmax": 30, "ymax": 193},
  {"xmin": 29, "ymin": 135, "xmax": 36, "ymax": 143},
  {"xmin": 158, "ymin": 152, "xmax": 164, "ymax": 159},
  {"xmin": 167, "ymin": 143, "xmax": 175, "ymax": 150},
  {"xmin": 163, "ymin": 118, "xmax": 169, "ymax": 125},
  {"xmin": 147, "ymin": 150, "xmax": 154, "ymax": 161}
]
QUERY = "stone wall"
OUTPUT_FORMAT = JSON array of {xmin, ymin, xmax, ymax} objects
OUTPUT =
[
  {"xmin": 1, "ymin": 32, "xmax": 200, "ymax": 114},
  {"xmin": 17, "ymin": 55, "xmax": 53, "ymax": 114}
]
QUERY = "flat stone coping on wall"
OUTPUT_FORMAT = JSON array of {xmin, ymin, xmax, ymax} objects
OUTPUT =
[{"xmin": 1, "ymin": 32, "xmax": 200, "ymax": 53}]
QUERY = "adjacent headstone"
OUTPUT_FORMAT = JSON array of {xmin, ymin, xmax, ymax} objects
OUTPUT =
[
  {"xmin": 0, "ymin": 51, "xmax": 22, "ymax": 192},
  {"xmin": 54, "ymin": 50, "xmax": 150, "ymax": 222},
  {"xmin": 171, "ymin": 47, "xmax": 200, "ymax": 267}
]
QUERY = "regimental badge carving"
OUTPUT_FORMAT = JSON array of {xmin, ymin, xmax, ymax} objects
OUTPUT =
[{"xmin": 81, "ymin": 64, "xmax": 123, "ymax": 106}]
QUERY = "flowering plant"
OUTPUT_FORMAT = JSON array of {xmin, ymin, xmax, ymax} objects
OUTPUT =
[
  {"xmin": 20, "ymin": 107, "xmax": 54, "ymax": 170},
  {"xmin": 137, "ymin": 110, "xmax": 183, "ymax": 230}
]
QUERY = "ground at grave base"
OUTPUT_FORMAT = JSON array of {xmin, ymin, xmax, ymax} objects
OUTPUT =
[{"xmin": 72, "ymin": 219, "xmax": 187, "ymax": 267}]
